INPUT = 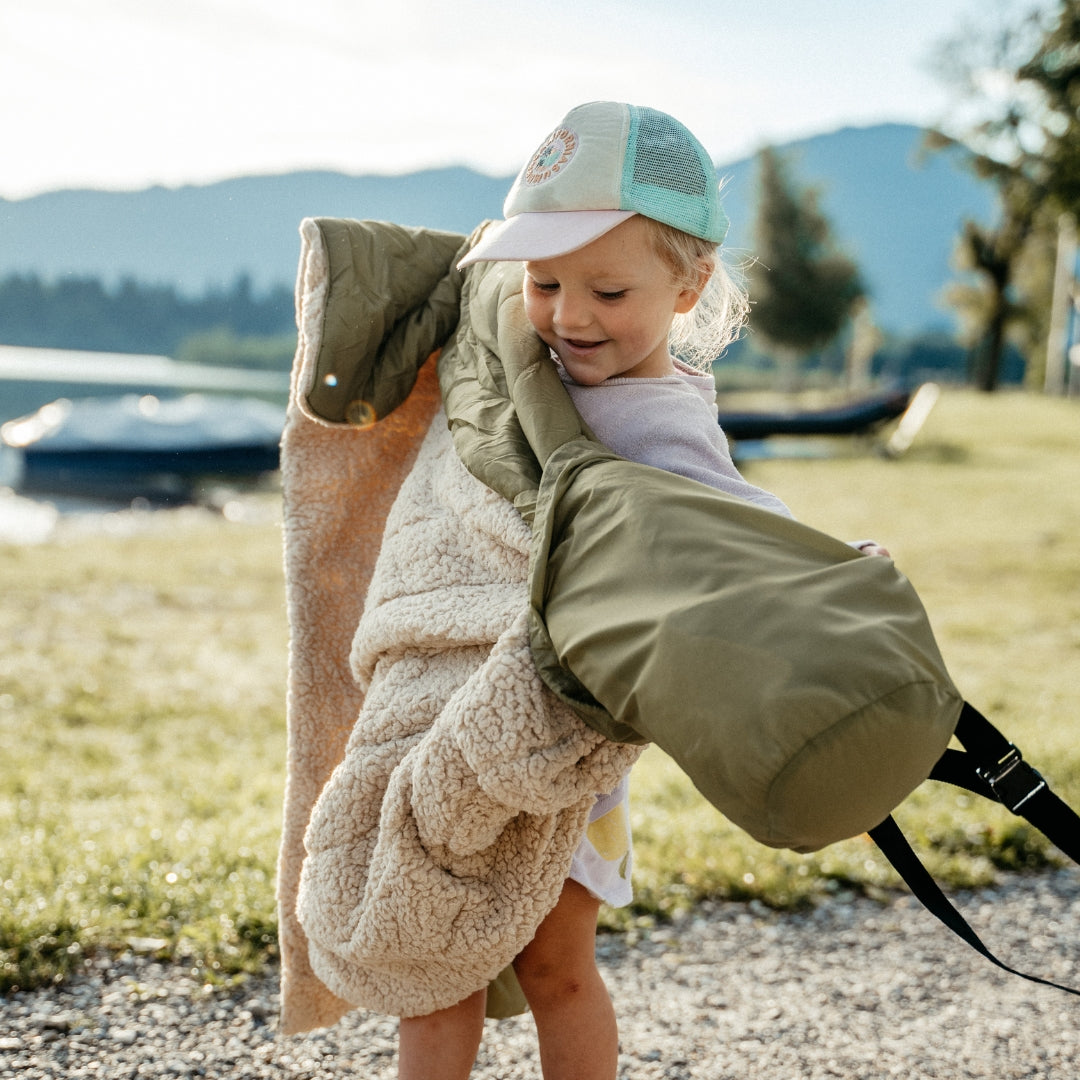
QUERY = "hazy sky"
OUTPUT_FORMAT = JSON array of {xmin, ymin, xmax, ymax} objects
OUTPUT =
[{"xmin": 1, "ymin": 0, "xmax": 1040, "ymax": 199}]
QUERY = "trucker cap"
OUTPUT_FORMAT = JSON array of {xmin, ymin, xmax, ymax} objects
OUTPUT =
[{"xmin": 458, "ymin": 100, "xmax": 729, "ymax": 268}]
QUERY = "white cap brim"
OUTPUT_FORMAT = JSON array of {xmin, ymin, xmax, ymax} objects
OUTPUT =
[{"xmin": 457, "ymin": 209, "xmax": 637, "ymax": 269}]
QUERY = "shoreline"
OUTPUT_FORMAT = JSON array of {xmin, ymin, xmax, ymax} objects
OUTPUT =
[{"xmin": 0, "ymin": 487, "xmax": 281, "ymax": 546}]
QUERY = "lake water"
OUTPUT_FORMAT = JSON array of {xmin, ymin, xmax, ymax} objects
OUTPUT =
[{"xmin": 0, "ymin": 344, "xmax": 290, "ymax": 424}]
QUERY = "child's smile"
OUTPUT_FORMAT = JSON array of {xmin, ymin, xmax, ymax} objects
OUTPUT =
[
  {"xmin": 522, "ymin": 216, "xmax": 702, "ymax": 385},
  {"xmin": 562, "ymin": 335, "xmax": 608, "ymax": 355}
]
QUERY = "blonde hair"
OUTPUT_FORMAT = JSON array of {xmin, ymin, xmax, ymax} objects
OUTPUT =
[{"xmin": 642, "ymin": 217, "xmax": 749, "ymax": 373}]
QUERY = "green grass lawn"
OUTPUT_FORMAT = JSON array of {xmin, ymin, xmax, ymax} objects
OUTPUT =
[{"xmin": 2, "ymin": 388, "xmax": 1078, "ymax": 991}]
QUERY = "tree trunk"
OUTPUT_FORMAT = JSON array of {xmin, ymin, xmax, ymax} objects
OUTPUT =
[
  {"xmin": 974, "ymin": 296, "xmax": 1008, "ymax": 392},
  {"xmin": 972, "ymin": 251, "xmax": 1013, "ymax": 392}
]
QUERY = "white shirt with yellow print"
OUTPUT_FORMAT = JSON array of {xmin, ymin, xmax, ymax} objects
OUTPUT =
[{"xmin": 568, "ymin": 773, "xmax": 633, "ymax": 906}]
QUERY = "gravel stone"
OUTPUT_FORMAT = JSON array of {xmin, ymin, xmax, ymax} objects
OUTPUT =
[{"xmin": 1, "ymin": 868, "xmax": 1078, "ymax": 1078}]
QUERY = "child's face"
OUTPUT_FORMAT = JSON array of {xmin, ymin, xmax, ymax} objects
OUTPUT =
[{"xmin": 522, "ymin": 215, "xmax": 702, "ymax": 385}]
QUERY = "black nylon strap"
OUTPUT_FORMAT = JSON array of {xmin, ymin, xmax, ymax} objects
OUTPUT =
[
  {"xmin": 869, "ymin": 700, "xmax": 1080, "ymax": 997},
  {"xmin": 930, "ymin": 702, "xmax": 1080, "ymax": 864},
  {"xmin": 868, "ymin": 815, "xmax": 1080, "ymax": 997},
  {"xmin": 929, "ymin": 748, "xmax": 995, "ymax": 800}
]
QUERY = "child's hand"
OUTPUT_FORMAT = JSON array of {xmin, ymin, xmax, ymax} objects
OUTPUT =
[{"xmin": 858, "ymin": 542, "xmax": 891, "ymax": 558}]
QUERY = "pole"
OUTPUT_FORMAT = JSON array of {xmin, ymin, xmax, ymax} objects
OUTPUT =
[{"xmin": 1045, "ymin": 213, "xmax": 1077, "ymax": 395}]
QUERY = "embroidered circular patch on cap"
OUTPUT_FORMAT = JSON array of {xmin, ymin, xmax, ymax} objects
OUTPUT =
[{"xmin": 523, "ymin": 126, "xmax": 578, "ymax": 185}]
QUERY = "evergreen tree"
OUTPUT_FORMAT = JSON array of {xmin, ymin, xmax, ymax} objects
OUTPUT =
[{"xmin": 747, "ymin": 147, "xmax": 864, "ymax": 383}]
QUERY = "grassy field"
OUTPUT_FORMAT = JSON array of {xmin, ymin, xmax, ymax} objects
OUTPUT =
[{"xmin": 2, "ymin": 389, "xmax": 1079, "ymax": 993}]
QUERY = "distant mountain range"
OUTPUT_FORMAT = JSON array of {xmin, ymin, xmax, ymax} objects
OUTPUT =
[{"xmin": 1, "ymin": 123, "xmax": 997, "ymax": 335}]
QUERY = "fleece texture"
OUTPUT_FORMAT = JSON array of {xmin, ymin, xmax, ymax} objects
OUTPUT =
[
  {"xmin": 276, "ymin": 222, "xmax": 445, "ymax": 1035},
  {"xmin": 277, "ymin": 218, "xmax": 639, "ymax": 1032},
  {"xmin": 296, "ymin": 416, "xmax": 639, "ymax": 1019}
]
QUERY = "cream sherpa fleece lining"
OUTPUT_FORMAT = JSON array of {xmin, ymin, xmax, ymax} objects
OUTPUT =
[
  {"xmin": 277, "ymin": 220, "xmax": 639, "ymax": 1032},
  {"xmin": 276, "ymin": 220, "xmax": 447, "ymax": 1035},
  {"xmin": 297, "ymin": 415, "xmax": 640, "ymax": 1019}
]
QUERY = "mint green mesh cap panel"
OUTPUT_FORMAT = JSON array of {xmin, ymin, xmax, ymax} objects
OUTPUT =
[{"xmin": 623, "ymin": 105, "xmax": 729, "ymax": 243}]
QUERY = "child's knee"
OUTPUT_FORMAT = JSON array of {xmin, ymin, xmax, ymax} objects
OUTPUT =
[{"xmin": 513, "ymin": 953, "xmax": 597, "ymax": 1012}]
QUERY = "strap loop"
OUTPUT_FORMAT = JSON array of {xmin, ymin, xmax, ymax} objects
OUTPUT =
[
  {"xmin": 872, "ymin": 701, "xmax": 1080, "ymax": 997},
  {"xmin": 869, "ymin": 815, "xmax": 1079, "ymax": 997}
]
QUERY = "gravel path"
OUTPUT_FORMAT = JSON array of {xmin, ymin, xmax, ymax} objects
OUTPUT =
[{"xmin": 3, "ymin": 868, "xmax": 1078, "ymax": 1079}]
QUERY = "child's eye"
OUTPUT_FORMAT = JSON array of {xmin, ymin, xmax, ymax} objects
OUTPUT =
[
  {"xmin": 530, "ymin": 280, "xmax": 559, "ymax": 293},
  {"xmin": 595, "ymin": 290, "xmax": 626, "ymax": 301}
]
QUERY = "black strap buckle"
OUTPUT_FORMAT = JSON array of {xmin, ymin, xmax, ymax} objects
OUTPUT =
[{"xmin": 976, "ymin": 745, "xmax": 1047, "ymax": 813}]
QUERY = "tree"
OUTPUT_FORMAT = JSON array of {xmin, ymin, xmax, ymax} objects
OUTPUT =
[
  {"xmin": 927, "ymin": 1, "xmax": 1080, "ymax": 391},
  {"xmin": 747, "ymin": 147, "xmax": 864, "ymax": 388},
  {"xmin": 1016, "ymin": 1, "xmax": 1080, "ymax": 209},
  {"xmin": 1015, "ymin": 1, "xmax": 1080, "ymax": 392}
]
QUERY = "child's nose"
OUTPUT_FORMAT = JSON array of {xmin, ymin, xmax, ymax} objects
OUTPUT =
[{"xmin": 553, "ymin": 293, "xmax": 591, "ymax": 332}]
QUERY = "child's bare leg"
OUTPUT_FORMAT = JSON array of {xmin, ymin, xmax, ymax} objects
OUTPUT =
[
  {"xmin": 397, "ymin": 986, "xmax": 486, "ymax": 1080},
  {"xmin": 513, "ymin": 879, "xmax": 617, "ymax": 1080}
]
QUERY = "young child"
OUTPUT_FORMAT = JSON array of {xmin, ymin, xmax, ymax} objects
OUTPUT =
[
  {"xmin": 459, "ymin": 101, "xmax": 889, "ymax": 551},
  {"xmin": 398, "ymin": 100, "xmax": 886, "ymax": 1080}
]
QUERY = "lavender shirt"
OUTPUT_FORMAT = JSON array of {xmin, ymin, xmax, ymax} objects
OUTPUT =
[{"xmin": 557, "ymin": 359, "xmax": 794, "ymax": 519}]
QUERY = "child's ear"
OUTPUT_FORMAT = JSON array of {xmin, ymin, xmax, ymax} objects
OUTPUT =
[{"xmin": 674, "ymin": 263, "xmax": 712, "ymax": 314}]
